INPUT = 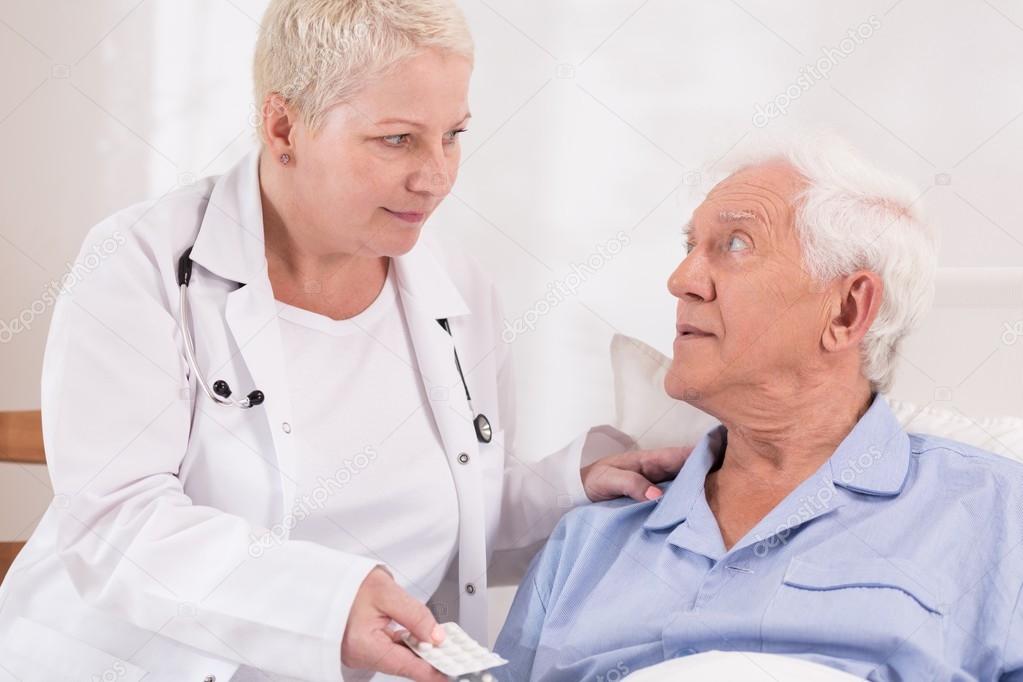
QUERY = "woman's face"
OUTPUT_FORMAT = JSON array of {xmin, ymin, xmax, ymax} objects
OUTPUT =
[{"xmin": 285, "ymin": 48, "xmax": 473, "ymax": 259}]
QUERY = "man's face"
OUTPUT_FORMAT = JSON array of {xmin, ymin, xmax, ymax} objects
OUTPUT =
[{"xmin": 665, "ymin": 161, "xmax": 831, "ymax": 407}]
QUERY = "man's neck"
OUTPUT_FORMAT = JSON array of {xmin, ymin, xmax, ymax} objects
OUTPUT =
[
  {"xmin": 702, "ymin": 376, "xmax": 873, "ymax": 550},
  {"xmin": 714, "ymin": 375, "xmax": 873, "ymax": 480}
]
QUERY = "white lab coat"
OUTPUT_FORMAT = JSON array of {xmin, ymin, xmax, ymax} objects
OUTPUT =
[{"xmin": 0, "ymin": 150, "xmax": 632, "ymax": 682}]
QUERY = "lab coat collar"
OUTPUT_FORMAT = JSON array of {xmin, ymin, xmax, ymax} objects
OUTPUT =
[
  {"xmin": 188, "ymin": 147, "xmax": 470, "ymax": 320},
  {"xmin": 392, "ymin": 243, "xmax": 470, "ymax": 320},
  {"xmin": 190, "ymin": 148, "xmax": 267, "ymax": 286},
  {"xmin": 642, "ymin": 393, "xmax": 911, "ymax": 533}
]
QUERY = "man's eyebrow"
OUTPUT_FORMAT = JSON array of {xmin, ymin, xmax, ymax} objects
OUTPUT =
[{"xmin": 718, "ymin": 209, "xmax": 765, "ymax": 225}]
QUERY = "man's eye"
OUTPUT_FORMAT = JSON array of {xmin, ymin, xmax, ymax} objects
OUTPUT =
[
  {"xmin": 382, "ymin": 134, "xmax": 409, "ymax": 146},
  {"xmin": 728, "ymin": 235, "xmax": 749, "ymax": 252}
]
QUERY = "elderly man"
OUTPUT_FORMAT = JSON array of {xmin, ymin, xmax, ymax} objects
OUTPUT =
[{"xmin": 493, "ymin": 138, "xmax": 1023, "ymax": 681}]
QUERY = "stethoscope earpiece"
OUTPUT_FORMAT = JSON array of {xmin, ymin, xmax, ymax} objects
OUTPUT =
[
  {"xmin": 178, "ymin": 249, "xmax": 265, "ymax": 410},
  {"xmin": 213, "ymin": 380, "xmax": 231, "ymax": 399}
]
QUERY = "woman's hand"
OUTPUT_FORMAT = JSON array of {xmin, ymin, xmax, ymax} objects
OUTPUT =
[
  {"xmin": 341, "ymin": 567, "xmax": 449, "ymax": 681},
  {"xmin": 580, "ymin": 446, "xmax": 694, "ymax": 503}
]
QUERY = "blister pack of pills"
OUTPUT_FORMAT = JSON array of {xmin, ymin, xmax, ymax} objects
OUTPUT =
[{"xmin": 399, "ymin": 621, "xmax": 507, "ymax": 680}]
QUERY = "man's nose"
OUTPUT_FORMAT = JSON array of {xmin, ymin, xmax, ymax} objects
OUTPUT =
[{"xmin": 667, "ymin": 251, "xmax": 714, "ymax": 302}]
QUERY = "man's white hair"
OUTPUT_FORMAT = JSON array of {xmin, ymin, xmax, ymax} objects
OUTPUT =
[
  {"xmin": 724, "ymin": 133, "xmax": 939, "ymax": 393},
  {"xmin": 253, "ymin": 0, "xmax": 474, "ymax": 138}
]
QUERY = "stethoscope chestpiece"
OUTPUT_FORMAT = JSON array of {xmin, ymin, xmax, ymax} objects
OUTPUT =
[{"xmin": 474, "ymin": 413, "xmax": 492, "ymax": 444}]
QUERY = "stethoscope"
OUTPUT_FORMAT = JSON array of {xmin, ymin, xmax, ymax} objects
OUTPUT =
[{"xmin": 176, "ymin": 247, "xmax": 493, "ymax": 444}]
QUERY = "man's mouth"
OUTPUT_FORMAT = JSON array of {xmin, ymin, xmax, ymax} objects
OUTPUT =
[{"xmin": 676, "ymin": 323, "xmax": 714, "ymax": 339}]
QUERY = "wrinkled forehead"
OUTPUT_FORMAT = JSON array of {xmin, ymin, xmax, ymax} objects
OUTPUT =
[{"xmin": 688, "ymin": 161, "xmax": 805, "ymax": 237}]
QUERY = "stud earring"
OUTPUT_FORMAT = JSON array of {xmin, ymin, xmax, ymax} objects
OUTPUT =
[{"xmin": 280, "ymin": 153, "xmax": 291, "ymax": 165}]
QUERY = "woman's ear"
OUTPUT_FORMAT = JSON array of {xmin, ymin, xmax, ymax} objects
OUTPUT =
[
  {"xmin": 821, "ymin": 271, "xmax": 883, "ymax": 352},
  {"xmin": 261, "ymin": 93, "xmax": 296, "ymax": 156}
]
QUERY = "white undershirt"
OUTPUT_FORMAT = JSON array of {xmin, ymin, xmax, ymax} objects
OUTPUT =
[
  {"xmin": 232, "ymin": 267, "xmax": 459, "ymax": 681},
  {"xmin": 281, "ymin": 266, "xmax": 459, "ymax": 595}
]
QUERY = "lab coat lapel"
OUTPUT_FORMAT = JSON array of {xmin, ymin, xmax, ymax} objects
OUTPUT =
[
  {"xmin": 189, "ymin": 149, "xmax": 299, "ymax": 525},
  {"xmin": 223, "ymin": 278, "xmax": 298, "ymax": 524},
  {"xmin": 393, "ymin": 244, "xmax": 491, "ymax": 640},
  {"xmin": 394, "ymin": 243, "xmax": 474, "ymax": 457}
]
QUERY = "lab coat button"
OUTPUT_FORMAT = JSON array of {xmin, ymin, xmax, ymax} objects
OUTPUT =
[
  {"xmin": 465, "ymin": 583, "xmax": 476, "ymax": 594},
  {"xmin": 458, "ymin": 452, "xmax": 470, "ymax": 464},
  {"xmin": 203, "ymin": 676, "xmax": 216, "ymax": 682},
  {"xmin": 281, "ymin": 422, "xmax": 291, "ymax": 434}
]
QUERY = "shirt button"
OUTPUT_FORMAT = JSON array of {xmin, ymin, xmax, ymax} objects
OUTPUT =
[
  {"xmin": 281, "ymin": 422, "xmax": 291, "ymax": 434},
  {"xmin": 458, "ymin": 453, "xmax": 470, "ymax": 464},
  {"xmin": 465, "ymin": 583, "xmax": 476, "ymax": 594}
]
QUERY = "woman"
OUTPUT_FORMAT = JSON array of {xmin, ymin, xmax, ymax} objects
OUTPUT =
[{"xmin": 0, "ymin": 1, "xmax": 689, "ymax": 681}]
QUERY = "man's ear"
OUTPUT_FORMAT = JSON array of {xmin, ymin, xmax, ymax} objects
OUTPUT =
[
  {"xmin": 821, "ymin": 271, "xmax": 883, "ymax": 352},
  {"xmin": 261, "ymin": 93, "xmax": 296, "ymax": 156}
]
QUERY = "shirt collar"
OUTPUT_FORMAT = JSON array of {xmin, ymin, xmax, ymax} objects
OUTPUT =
[
  {"xmin": 188, "ymin": 147, "xmax": 469, "ymax": 320},
  {"xmin": 643, "ymin": 393, "xmax": 911, "ymax": 532}
]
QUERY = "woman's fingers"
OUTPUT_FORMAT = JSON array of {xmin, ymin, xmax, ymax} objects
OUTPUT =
[
  {"xmin": 592, "ymin": 467, "xmax": 659, "ymax": 502},
  {"xmin": 582, "ymin": 446, "xmax": 695, "ymax": 502},
  {"xmin": 366, "ymin": 630, "xmax": 448, "ymax": 682},
  {"xmin": 638, "ymin": 446, "xmax": 694, "ymax": 481},
  {"xmin": 342, "ymin": 567, "xmax": 446, "ymax": 678},
  {"xmin": 381, "ymin": 583, "xmax": 444, "ymax": 646}
]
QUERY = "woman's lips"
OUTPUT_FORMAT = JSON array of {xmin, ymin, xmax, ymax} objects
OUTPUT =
[{"xmin": 385, "ymin": 208, "xmax": 426, "ymax": 224}]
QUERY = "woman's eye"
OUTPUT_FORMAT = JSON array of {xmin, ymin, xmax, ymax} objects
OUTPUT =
[
  {"xmin": 382, "ymin": 134, "xmax": 409, "ymax": 146},
  {"xmin": 444, "ymin": 128, "xmax": 468, "ymax": 143},
  {"xmin": 728, "ymin": 235, "xmax": 749, "ymax": 252}
]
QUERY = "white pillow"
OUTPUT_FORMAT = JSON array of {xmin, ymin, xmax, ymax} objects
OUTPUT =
[
  {"xmin": 610, "ymin": 334, "xmax": 1023, "ymax": 463},
  {"xmin": 623, "ymin": 651, "xmax": 866, "ymax": 681}
]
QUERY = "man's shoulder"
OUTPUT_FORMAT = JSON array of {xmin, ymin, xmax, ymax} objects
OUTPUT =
[
  {"xmin": 553, "ymin": 496, "xmax": 659, "ymax": 549},
  {"xmin": 905, "ymin": 431, "xmax": 1023, "ymax": 530},
  {"xmin": 908, "ymin": 431, "xmax": 1023, "ymax": 483}
]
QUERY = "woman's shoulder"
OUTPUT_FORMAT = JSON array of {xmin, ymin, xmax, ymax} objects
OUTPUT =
[
  {"xmin": 82, "ymin": 177, "xmax": 217, "ymax": 258},
  {"xmin": 61, "ymin": 177, "xmax": 219, "ymax": 309}
]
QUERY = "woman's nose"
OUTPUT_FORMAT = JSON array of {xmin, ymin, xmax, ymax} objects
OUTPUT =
[{"xmin": 409, "ymin": 148, "xmax": 452, "ymax": 196}]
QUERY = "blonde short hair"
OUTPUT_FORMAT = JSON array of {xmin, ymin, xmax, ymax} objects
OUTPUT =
[{"xmin": 253, "ymin": 0, "xmax": 474, "ymax": 137}]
